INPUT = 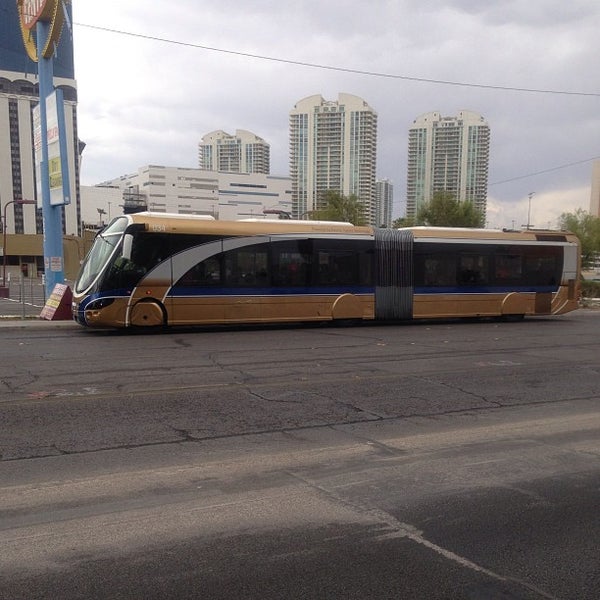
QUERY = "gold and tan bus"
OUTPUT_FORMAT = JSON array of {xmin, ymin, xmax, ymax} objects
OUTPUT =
[{"xmin": 72, "ymin": 212, "xmax": 580, "ymax": 329}]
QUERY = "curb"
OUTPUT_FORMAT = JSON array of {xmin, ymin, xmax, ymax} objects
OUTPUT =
[{"xmin": 0, "ymin": 317, "xmax": 78, "ymax": 328}]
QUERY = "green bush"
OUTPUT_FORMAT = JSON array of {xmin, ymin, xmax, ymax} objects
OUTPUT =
[{"xmin": 581, "ymin": 279, "xmax": 600, "ymax": 298}]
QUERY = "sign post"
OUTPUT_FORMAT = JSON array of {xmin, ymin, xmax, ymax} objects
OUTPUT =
[{"xmin": 17, "ymin": 0, "xmax": 71, "ymax": 299}]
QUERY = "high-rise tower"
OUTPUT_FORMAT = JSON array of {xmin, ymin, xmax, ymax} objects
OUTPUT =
[
  {"xmin": 198, "ymin": 129, "xmax": 270, "ymax": 174},
  {"xmin": 406, "ymin": 110, "xmax": 490, "ymax": 220},
  {"xmin": 289, "ymin": 93, "xmax": 378, "ymax": 223},
  {"xmin": 376, "ymin": 179, "xmax": 394, "ymax": 227},
  {"xmin": 0, "ymin": 0, "xmax": 80, "ymax": 236}
]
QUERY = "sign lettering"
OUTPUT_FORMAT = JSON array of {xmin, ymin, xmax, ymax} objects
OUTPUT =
[
  {"xmin": 20, "ymin": 0, "xmax": 53, "ymax": 29},
  {"xmin": 17, "ymin": 0, "xmax": 70, "ymax": 61}
]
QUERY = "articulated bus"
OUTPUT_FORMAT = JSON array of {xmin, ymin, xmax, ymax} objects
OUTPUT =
[{"xmin": 72, "ymin": 212, "xmax": 581, "ymax": 329}]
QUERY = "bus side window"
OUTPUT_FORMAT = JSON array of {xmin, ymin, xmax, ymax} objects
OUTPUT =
[
  {"xmin": 459, "ymin": 254, "xmax": 489, "ymax": 285},
  {"xmin": 316, "ymin": 250, "xmax": 358, "ymax": 286},
  {"xmin": 416, "ymin": 254, "xmax": 457, "ymax": 287},
  {"xmin": 271, "ymin": 241, "xmax": 311, "ymax": 287},
  {"xmin": 224, "ymin": 246, "xmax": 269, "ymax": 287},
  {"xmin": 495, "ymin": 255, "xmax": 522, "ymax": 282},
  {"xmin": 525, "ymin": 256, "xmax": 559, "ymax": 286},
  {"xmin": 176, "ymin": 256, "xmax": 221, "ymax": 287}
]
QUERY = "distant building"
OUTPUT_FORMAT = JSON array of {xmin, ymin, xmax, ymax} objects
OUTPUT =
[
  {"xmin": 87, "ymin": 165, "xmax": 291, "ymax": 223},
  {"xmin": 198, "ymin": 129, "xmax": 270, "ymax": 174},
  {"xmin": 591, "ymin": 159, "xmax": 600, "ymax": 217},
  {"xmin": 289, "ymin": 93, "xmax": 378, "ymax": 224},
  {"xmin": 0, "ymin": 0, "xmax": 81, "ymax": 239},
  {"xmin": 406, "ymin": 110, "xmax": 490, "ymax": 220},
  {"xmin": 79, "ymin": 185, "xmax": 124, "ymax": 229},
  {"xmin": 375, "ymin": 179, "xmax": 393, "ymax": 227}
]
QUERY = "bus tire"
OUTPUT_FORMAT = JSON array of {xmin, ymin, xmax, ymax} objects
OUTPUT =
[
  {"xmin": 500, "ymin": 313, "xmax": 525, "ymax": 322},
  {"xmin": 130, "ymin": 300, "xmax": 167, "ymax": 327}
]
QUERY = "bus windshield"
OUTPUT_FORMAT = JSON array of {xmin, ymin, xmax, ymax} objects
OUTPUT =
[{"xmin": 75, "ymin": 218, "xmax": 129, "ymax": 293}]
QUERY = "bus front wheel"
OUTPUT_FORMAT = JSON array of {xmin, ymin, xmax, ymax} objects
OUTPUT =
[{"xmin": 130, "ymin": 300, "xmax": 167, "ymax": 327}]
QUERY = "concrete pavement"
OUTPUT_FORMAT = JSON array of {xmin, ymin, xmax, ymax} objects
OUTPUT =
[{"xmin": 0, "ymin": 298, "xmax": 77, "ymax": 329}]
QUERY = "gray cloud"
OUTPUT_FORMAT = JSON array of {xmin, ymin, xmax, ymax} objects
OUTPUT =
[{"xmin": 74, "ymin": 0, "xmax": 599, "ymax": 226}]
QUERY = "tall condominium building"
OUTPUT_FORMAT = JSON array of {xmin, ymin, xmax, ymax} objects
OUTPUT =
[
  {"xmin": 591, "ymin": 159, "xmax": 600, "ymax": 217},
  {"xmin": 0, "ymin": 0, "xmax": 81, "ymax": 236},
  {"xmin": 198, "ymin": 129, "xmax": 270, "ymax": 174},
  {"xmin": 406, "ymin": 110, "xmax": 490, "ymax": 220},
  {"xmin": 289, "ymin": 93, "xmax": 378, "ymax": 223},
  {"xmin": 375, "ymin": 179, "xmax": 394, "ymax": 227}
]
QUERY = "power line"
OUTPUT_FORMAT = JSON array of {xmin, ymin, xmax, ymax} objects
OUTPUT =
[
  {"xmin": 489, "ymin": 156, "xmax": 600, "ymax": 186},
  {"xmin": 74, "ymin": 22, "xmax": 600, "ymax": 98}
]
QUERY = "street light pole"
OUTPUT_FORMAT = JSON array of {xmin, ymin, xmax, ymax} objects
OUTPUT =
[
  {"xmin": 526, "ymin": 192, "xmax": 535, "ymax": 230},
  {"xmin": 2, "ymin": 199, "xmax": 37, "ymax": 287}
]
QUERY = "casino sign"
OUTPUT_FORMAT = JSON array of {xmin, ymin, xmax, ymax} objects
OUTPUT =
[{"xmin": 17, "ymin": 0, "xmax": 70, "ymax": 61}]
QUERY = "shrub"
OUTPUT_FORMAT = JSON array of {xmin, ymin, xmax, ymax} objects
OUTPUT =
[{"xmin": 581, "ymin": 279, "xmax": 600, "ymax": 298}]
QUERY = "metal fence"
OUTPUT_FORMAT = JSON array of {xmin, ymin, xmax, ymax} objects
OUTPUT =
[{"xmin": 0, "ymin": 276, "xmax": 48, "ymax": 319}]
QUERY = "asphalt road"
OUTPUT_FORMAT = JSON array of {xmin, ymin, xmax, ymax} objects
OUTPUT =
[{"xmin": 0, "ymin": 312, "xmax": 599, "ymax": 599}]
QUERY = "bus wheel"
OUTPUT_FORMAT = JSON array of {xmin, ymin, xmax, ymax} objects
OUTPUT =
[{"xmin": 130, "ymin": 300, "xmax": 166, "ymax": 327}]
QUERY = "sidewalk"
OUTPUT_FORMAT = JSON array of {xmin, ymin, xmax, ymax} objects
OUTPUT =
[
  {"xmin": 0, "ymin": 317, "xmax": 78, "ymax": 329},
  {"xmin": 0, "ymin": 305, "xmax": 78, "ymax": 328}
]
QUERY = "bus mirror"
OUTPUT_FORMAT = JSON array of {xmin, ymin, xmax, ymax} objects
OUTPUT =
[{"xmin": 122, "ymin": 234, "xmax": 133, "ymax": 260}]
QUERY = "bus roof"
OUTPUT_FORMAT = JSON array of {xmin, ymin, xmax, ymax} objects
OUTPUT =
[
  {"xmin": 125, "ymin": 212, "xmax": 370, "ymax": 236},
  {"xmin": 404, "ymin": 226, "xmax": 578, "ymax": 243},
  {"xmin": 117, "ymin": 213, "xmax": 578, "ymax": 244}
]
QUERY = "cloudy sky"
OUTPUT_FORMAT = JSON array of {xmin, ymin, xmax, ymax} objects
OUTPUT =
[{"xmin": 72, "ymin": 0, "xmax": 599, "ymax": 228}]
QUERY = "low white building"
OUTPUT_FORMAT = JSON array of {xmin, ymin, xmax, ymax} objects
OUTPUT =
[{"xmin": 81, "ymin": 165, "xmax": 292, "ymax": 225}]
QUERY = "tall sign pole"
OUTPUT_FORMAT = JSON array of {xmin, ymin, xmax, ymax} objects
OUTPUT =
[{"xmin": 17, "ymin": 0, "xmax": 71, "ymax": 298}]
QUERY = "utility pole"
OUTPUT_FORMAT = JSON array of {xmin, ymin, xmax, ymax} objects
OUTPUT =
[{"xmin": 526, "ymin": 192, "xmax": 535, "ymax": 230}]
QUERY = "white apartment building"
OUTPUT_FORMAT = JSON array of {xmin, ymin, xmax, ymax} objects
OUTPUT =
[
  {"xmin": 289, "ymin": 93, "xmax": 378, "ymax": 224},
  {"xmin": 85, "ymin": 165, "xmax": 292, "ymax": 224},
  {"xmin": 406, "ymin": 110, "xmax": 490, "ymax": 220},
  {"xmin": 198, "ymin": 129, "xmax": 270, "ymax": 174},
  {"xmin": 375, "ymin": 179, "xmax": 394, "ymax": 228}
]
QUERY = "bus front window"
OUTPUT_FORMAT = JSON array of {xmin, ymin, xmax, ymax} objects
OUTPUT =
[
  {"xmin": 101, "ymin": 249, "xmax": 148, "ymax": 291},
  {"xmin": 75, "ymin": 218, "xmax": 129, "ymax": 294}
]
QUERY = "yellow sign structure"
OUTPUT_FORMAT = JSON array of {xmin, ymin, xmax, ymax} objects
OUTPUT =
[{"xmin": 17, "ymin": 0, "xmax": 71, "ymax": 61}]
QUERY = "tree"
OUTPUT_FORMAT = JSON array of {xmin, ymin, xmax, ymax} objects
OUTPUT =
[
  {"xmin": 416, "ymin": 191, "xmax": 485, "ymax": 228},
  {"xmin": 392, "ymin": 216, "xmax": 415, "ymax": 228},
  {"xmin": 309, "ymin": 190, "xmax": 367, "ymax": 225},
  {"xmin": 558, "ymin": 209, "xmax": 600, "ymax": 269}
]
